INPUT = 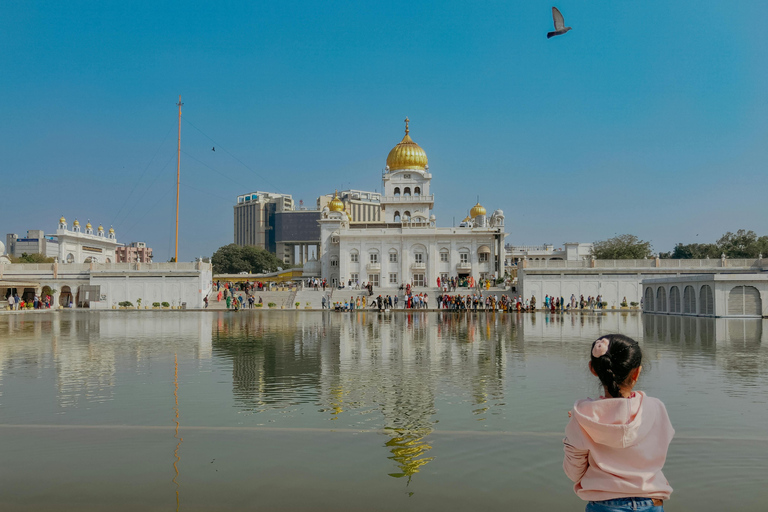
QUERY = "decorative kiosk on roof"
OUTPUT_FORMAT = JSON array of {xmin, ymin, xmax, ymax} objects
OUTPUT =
[{"xmin": 56, "ymin": 215, "xmax": 120, "ymax": 264}]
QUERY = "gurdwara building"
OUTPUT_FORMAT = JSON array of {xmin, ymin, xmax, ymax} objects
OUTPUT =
[{"xmin": 318, "ymin": 119, "xmax": 506, "ymax": 287}]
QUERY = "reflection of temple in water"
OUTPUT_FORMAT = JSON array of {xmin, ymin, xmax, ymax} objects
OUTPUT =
[
  {"xmin": 0, "ymin": 312, "xmax": 212, "ymax": 406},
  {"xmin": 212, "ymin": 311, "xmax": 513, "ymax": 483}
]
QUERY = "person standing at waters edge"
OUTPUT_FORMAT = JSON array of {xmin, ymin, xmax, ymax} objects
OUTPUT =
[{"xmin": 563, "ymin": 335, "xmax": 674, "ymax": 512}]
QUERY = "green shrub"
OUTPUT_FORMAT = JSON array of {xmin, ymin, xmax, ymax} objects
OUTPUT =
[
  {"xmin": 295, "ymin": 302, "xmax": 300, "ymax": 307},
  {"xmin": 161, "ymin": 302, "xmax": 170, "ymax": 308},
  {"xmin": 255, "ymin": 303, "xmax": 263, "ymax": 308},
  {"xmin": 630, "ymin": 302, "xmax": 638, "ymax": 307},
  {"xmin": 152, "ymin": 302, "xmax": 161, "ymax": 307},
  {"xmin": 601, "ymin": 302, "xmax": 608, "ymax": 308},
  {"xmin": 267, "ymin": 302, "xmax": 276, "ymax": 308},
  {"xmin": 119, "ymin": 301, "xmax": 133, "ymax": 307}
]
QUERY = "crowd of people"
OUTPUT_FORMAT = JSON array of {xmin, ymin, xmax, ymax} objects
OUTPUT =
[{"xmin": 6, "ymin": 292, "xmax": 54, "ymax": 310}]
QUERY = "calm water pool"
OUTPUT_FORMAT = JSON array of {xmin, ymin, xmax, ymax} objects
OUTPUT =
[{"xmin": 0, "ymin": 311, "xmax": 766, "ymax": 511}]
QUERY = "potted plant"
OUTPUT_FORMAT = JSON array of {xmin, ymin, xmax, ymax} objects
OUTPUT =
[
  {"xmin": 601, "ymin": 302, "xmax": 608, "ymax": 309},
  {"xmin": 136, "ymin": 298, "xmax": 142, "ymax": 310},
  {"xmin": 119, "ymin": 301, "xmax": 133, "ymax": 309},
  {"xmin": 255, "ymin": 303, "xmax": 263, "ymax": 308},
  {"xmin": 152, "ymin": 302, "xmax": 161, "ymax": 309},
  {"xmin": 268, "ymin": 302, "xmax": 276, "ymax": 309},
  {"xmin": 305, "ymin": 302, "xmax": 312, "ymax": 309},
  {"xmin": 630, "ymin": 301, "xmax": 639, "ymax": 309},
  {"xmin": 162, "ymin": 301, "xmax": 170, "ymax": 309},
  {"xmin": 112, "ymin": 302, "xmax": 117, "ymax": 310},
  {"xmin": 295, "ymin": 302, "xmax": 301, "ymax": 309}
]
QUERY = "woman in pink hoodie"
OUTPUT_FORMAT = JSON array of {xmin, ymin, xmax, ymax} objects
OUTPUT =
[{"xmin": 563, "ymin": 334, "xmax": 675, "ymax": 511}]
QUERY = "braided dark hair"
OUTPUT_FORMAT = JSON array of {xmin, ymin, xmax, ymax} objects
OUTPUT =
[{"xmin": 590, "ymin": 334, "xmax": 642, "ymax": 398}]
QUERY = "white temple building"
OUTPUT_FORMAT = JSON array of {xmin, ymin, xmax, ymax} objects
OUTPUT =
[
  {"xmin": 318, "ymin": 119, "xmax": 506, "ymax": 287},
  {"xmin": 56, "ymin": 217, "xmax": 119, "ymax": 263}
]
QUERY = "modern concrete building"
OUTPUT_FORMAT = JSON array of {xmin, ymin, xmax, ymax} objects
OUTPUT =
[
  {"xmin": 6, "ymin": 230, "xmax": 59, "ymax": 259},
  {"xmin": 233, "ymin": 191, "xmax": 294, "ymax": 248},
  {"xmin": 116, "ymin": 242, "xmax": 153, "ymax": 263}
]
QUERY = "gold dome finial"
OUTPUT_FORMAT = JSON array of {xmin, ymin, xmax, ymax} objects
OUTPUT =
[
  {"xmin": 98, "ymin": 225, "xmax": 104, "ymax": 231},
  {"xmin": 108, "ymin": 226, "xmax": 115, "ymax": 234},
  {"xmin": 59, "ymin": 216, "xmax": 66, "ymax": 224},
  {"xmin": 86, "ymin": 221, "xmax": 92, "ymax": 230},
  {"xmin": 73, "ymin": 219, "xmax": 80, "ymax": 227},
  {"xmin": 386, "ymin": 118, "xmax": 428, "ymax": 171},
  {"xmin": 329, "ymin": 190, "xmax": 345, "ymax": 212},
  {"xmin": 470, "ymin": 202, "xmax": 486, "ymax": 218}
]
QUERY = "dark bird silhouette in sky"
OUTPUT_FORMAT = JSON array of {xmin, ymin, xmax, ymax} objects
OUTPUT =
[
  {"xmin": 212, "ymin": 147, "xmax": 215, "ymax": 151},
  {"xmin": 547, "ymin": 7, "xmax": 572, "ymax": 38}
]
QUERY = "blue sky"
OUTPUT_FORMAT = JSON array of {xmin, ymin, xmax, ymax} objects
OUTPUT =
[{"xmin": 2, "ymin": 1, "xmax": 766, "ymax": 261}]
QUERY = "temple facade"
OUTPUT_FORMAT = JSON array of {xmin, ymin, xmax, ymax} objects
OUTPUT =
[{"xmin": 318, "ymin": 119, "xmax": 506, "ymax": 287}]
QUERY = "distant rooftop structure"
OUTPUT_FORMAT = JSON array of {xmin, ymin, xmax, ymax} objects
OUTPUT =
[{"xmin": 505, "ymin": 242, "xmax": 593, "ymax": 266}]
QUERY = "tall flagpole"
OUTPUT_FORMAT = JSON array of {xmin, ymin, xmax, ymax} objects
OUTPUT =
[{"xmin": 175, "ymin": 95, "xmax": 183, "ymax": 263}]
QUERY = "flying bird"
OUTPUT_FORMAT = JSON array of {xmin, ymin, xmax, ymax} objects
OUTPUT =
[
  {"xmin": 547, "ymin": 7, "xmax": 572, "ymax": 38},
  {"xmin": 212, "ymin": 147, "xmax": 215, "ymax": 151}
]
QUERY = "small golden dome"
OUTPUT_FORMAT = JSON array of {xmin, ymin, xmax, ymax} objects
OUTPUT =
[
  {"xmin": 98, "ymin": 225, "xmax": 104, "ymax": 231},
  {"xmin": 73, "ymin": 219, "xmax": 80, "ymax": 227},
  {"xmin": 386, "ymin": 117, "xmax": 428, "ymax": 171},
  {"xmin": 329, "ymin": 190, "xmax": 345, "ymax": 212},
  {"xmin": 86, "ymin": 222, "xmax": 92, "ymax": 230},
  {"xmin": 462, "ymin": 215, "xmax": 471, "ymax": 223},
  {"xmin": 59, "ymin": 216, "xmax": 66, "ymax": 224},
  {"xmin": 470, "ymin": 202, "xmax": 486, "ymax": 218},
  {"xmin": 108, "ymin": 227, "xmax": 115, "ymax": 234}
]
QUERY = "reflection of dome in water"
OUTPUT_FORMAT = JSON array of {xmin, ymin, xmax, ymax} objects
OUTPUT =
[
  {"xmin": 386, "ymin": 117, "xmax": 428, "ymax": 171},
  {"xmin": 386, "ymin": 430, "xmax": 434, "ymax": 483}
]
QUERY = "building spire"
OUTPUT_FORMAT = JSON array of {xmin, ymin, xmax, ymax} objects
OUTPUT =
[{"xmin": 404, "ymin": 117, "xmax": 409, "ymax": 135}]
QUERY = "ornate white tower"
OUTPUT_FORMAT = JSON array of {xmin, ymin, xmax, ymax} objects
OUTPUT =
[{"xmin": 380, "ymin": 118, "xmax": 434, "ymax": 225}]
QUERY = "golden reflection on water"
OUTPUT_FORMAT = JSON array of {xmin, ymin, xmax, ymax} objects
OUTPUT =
[{"xmin": 385, "ymin": 429, "xmax": 434, "ymax": 485}]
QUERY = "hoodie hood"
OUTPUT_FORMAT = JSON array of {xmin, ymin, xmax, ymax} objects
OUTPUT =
[{"xmin": 572, "ymin": 391, "xmax": 657, "ymax": 448}]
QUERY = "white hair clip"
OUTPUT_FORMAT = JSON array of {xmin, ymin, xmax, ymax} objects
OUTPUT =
[{"xmin": 592, "ymin": 338, "xmax": 610, "ymax": 358}]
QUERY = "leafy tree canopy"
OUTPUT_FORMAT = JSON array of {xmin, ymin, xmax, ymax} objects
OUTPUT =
[
  {"xmin": 211, "ymin": 244, "xmax": 283, "ymax": 274},
  {"xmin": 11, "ymin": 252, "xmax": 55, "ymax": 263},
  {"xmin": 661, "ymin": 230, "xmax": 768, "ymax": 259},
  {"xmin": 591, "ymin": 234, "xmax": 652, "ymax": 259}
]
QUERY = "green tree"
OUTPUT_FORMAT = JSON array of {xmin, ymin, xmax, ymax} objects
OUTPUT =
[
  {"xmin": 211, "ymin": 244, "xmax": 283, "ymax": 274},
  {"xmin": 661, "ymin": 230, "xmax": 768, "ymax": 259},
  {"xmin": 591, "ymin": 234, "xmax": 652, "ymax": 259},
  {"xmin": 660, "ymin": 243, "xmax": 719, "ymax": 259},
  {"xmin": 11, "ymin": 252, "xmax": 55, "ymax": 263}
]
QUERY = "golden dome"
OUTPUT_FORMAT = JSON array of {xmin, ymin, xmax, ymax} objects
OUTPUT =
[
  {"xmin": 98, "ymin": 225, "xmax": 104, "ymax": 231},
  {"xmin": 470, "ymin": 202, "xmax": 486, "ymax": 218},
  {"xmin": 329, "ymin": 190, "xmax": 345, "ymax": 212},
  {"xmin": 59, "ymin": 216, "xmax": 66, "ymax": 224},
  {"xmin": 108, "ymin": 227, "xmax": 115, "ymax": 234},
  {"xmin": 386, "ymin": 117, "xmax": 428, "ymax": 171},
  {"xmin": 86, "ymin": 222, "xmax": 92, "ymax": 230},
  {"xmin": 73, "ymin": 219, "xmax": 80, "ymax": 227},
  {"xmin": 462, "ymin": 215, "xmax": 471, "ymax": 223}
]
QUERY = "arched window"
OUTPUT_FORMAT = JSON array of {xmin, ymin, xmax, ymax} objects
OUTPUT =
[
  {"xmin": 403, "ymin": 211, "xmax": 411, "ymax": 220},
  {"xmin": 330, "ymin": 257, "xmax": 338, "ymax": 267},
  {"xmin": 394, "ymin": 187, "xmax": 400, "ymax": 197},
  {"xmin": 656, "ymin": 287, "xmax": 667, "ymax": 312},
  {"xmin": 350, "ymin": 250, "xmax": 359, "ymax": 263},
  {"xmin": 728, "ymin": 285, "xmax": 762, "ymax": 316},
  {"xmin": 414, "ymin": 187, "xmax": 420, "ymax": 196},
  {"xmin": 394, "ymin": 211, "xmax": 401, "ymax": 222},
  {"xmin": 683, "ymin": 286, "xmax": 696, "ymax": 314},
  {"xmin": 644, "ymin": 287, "xmax": 655, "ymax": 312},
  {"xmin": 699, "ymin": 285, "xmax": 714, "ymax": 315},
  {"xmin": 389, "ymin": 250, "xmax": 398, "ymax": 263},
  {"xmin": 669, "ymin": 286, "xmax": 681, "ymax": 313},
  {"xmin": 66, "ymin": 253, "xmax": 74, "ymax": 264},
  {"xmin": 439, "ymin": 248, "xmax": 450, "ymax": 263},
  {"xmin": 403, "ymin": 187, "xmax": 411, "ymax": 197},
  {"xmin": 369, "ymin": 250, "xmax": 379, "ymax": 264}
]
